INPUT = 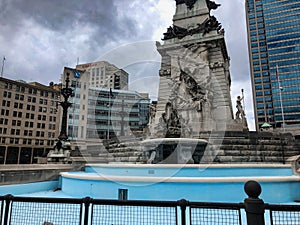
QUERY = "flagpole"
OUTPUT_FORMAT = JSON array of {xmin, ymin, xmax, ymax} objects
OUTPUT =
[
  {"xmin": 1, "ymin": 57, "xmax": 5, "ymax": 78},
  {"xmin": 277, "ymin": 65, "xmax": 285, "ymax": 132},
  {"xmin": 241, "ymin": 89, "xmax": 245, "ymax": 114}
]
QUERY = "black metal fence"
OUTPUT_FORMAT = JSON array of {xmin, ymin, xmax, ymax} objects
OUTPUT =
[{"xmin": 0, "ymin": 181, "xmax": 299, "ymax": 225}]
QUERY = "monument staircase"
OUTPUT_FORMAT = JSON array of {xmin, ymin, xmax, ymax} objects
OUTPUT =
[
  {"xmin": 206, "ymin": 131, "xmax": 300, "ymax": 163},
  {"xmin": 96, "ymin": 137, "xmax": 146, "ymax": 164},
  {"xmin": 83, "ymin": 131, "xmax": 300, "ymax": 164}
]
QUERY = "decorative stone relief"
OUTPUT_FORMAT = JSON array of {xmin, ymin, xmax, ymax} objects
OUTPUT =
[
  {"xmin": 162, "ymin": 16, "xmax": 222, "ymax": 40},
  {"xmin": 153, "ymin": 43, "xmax": 215, "ymax": 138},
  {"xmin": 175, "ymin": 0, "xmax": 197, "ymax": 10}
]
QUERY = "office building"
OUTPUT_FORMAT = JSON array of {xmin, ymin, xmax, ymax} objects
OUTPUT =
[
  {"xmin": 84, "ymin": 88, "xmax": 150, "ymax": 140},
  {"xmin": 246, "ymin": 0, "xmax": 300, "ymax": 131},
  {"xmin": 0, "ymin": 77, "xmax": 61, "ymax": 164},
  {"xmin": 76, "ymin": 61, "xmax": 129, "ymax": 90},
  {"xmin": 62, "ymin": 66, "xmax": 150, "ymax": 150}
]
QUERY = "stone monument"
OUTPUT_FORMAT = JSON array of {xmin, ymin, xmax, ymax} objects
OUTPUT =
[{"xmin": 149, "ymin": 0, "xmax": 247, "ymax": 139}]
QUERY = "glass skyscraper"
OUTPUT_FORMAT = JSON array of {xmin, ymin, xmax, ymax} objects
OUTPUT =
[{"xmin": 246, "ymin": 0, "xmax": 300, "ymax": 131}]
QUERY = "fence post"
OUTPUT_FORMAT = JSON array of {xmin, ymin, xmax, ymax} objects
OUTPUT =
[
  {"xmin": 177, "ymin": 199, "xmax": 188, "ymax": 225},
  {"xmin": 244, "ymin": 180, "xmax": 265, "ymax": 225},
  {"xmin": 3, "ymin": 194, "xmax": 13, "ymax": 225},
  {"xmin": 82, "ymin": 197, "xmax": 92, "ymax": 225}
]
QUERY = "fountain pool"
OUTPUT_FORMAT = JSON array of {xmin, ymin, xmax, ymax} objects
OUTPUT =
[{"xmin": 58, "ymin": 163, "xmax": 300, "ymax": 203}]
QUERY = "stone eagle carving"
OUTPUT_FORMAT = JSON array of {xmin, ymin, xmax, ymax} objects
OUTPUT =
[
  {"xmin": 162, "ymin": 16, "xmax": 222, "ymax": 40},
  {"xmin": 175, "ymin": 0, "xmax": 197, "ymax": 10},
  {"xmin": 175, "ymin": 0, "xmax": 220, "ymax": 11}
]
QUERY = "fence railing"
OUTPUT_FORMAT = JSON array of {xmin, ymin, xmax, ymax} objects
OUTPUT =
[{"xmin": 0, "ymin": 180, "xmax": 300, "ymax": 225}]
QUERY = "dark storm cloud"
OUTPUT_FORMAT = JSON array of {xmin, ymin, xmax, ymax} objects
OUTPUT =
[
  {"xmin": 0, "ymin": 0, "xmax": 163, "ymax": 83},
  {"xmin": 0, "ymin": 0, "xmax": 140, "ymax": 43}
]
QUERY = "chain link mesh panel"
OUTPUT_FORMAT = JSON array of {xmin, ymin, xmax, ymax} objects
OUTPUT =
[
  {"xmin": 190, "ymin": 207, "xmax": 242, "ymax": 225},
  {"xmin": 270, "ymin": 210, "xmax": 300, "ymax": 225},
  {"xmin": 9, "ymin": 201, "xmax": 82, "ymax": 225},
  {"xmin": 91, "ymin": 204, "xmax": 177, "ymax": 225}
]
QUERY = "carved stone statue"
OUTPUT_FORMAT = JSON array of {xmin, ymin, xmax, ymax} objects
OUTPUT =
[
  {"xmin": 235, "ymin": 96, "xmax": 245, "ymax": 119},
  {"xmin": 206, "ymin": 0, "xmax": 221, "ymax": 11},
  {"xmin": 148, "ymin": 104, "xmax": 156, "ymax": 125},
  {"xmin": 175, "ymin": 0, "xmax": 221, "ymax": 11},
  {"xmin": 175, "ymin": 0, "xmax": 197, "ymax": 10},
  {"xmin": 162, "ymin": 16, "xmax": 222, "ymax": 40},
  {"xmin": 155, "ymin": 113, "xmax": 168, "ymax": 137},
  {"xmin": 176, "ymin": 44, "xmax": 213, "ymax": 126},
  {"xmin": 152, "ymin": 43, "xmax": 215, "ymax": 138}
]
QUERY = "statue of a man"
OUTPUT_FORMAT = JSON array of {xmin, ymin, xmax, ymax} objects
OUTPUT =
[{"xmin": 235, "ymin": 96, "xmax": 245, "ymax": 119}]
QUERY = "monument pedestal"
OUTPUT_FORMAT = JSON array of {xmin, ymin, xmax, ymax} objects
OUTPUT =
[{"xmin": 151, "ymin": 0, "xmax": 242, "ymax": 138}]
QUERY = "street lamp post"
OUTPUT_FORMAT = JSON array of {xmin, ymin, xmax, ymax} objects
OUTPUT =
[
  {"xmin": 47, "ymin": 72, "xmax": 74, "ymax": 164},
  {"xmin": 58, "ymin": 72, "xmax": 73, "ymax": 140}
]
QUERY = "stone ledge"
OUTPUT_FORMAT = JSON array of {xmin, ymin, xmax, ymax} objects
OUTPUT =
[{"xmin": 0, "ymin": 164, "xmax": 73, "ymax": 171}]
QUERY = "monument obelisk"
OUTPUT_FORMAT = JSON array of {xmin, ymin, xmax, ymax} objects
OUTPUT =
[{"xmin": 152, "ymin": 0, "xmax": 245, "ymax": 138}]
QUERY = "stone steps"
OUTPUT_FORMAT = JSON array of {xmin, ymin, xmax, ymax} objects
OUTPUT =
[
  {"xmin": 106, "ymin": 155, "xmax": 146, "ymax": 163},
  {"xmin": 98, "ymin": 151, "xmax": 144, "ymax": 158},
  {"xmin": 213, "ymin": 137, "xmax": 300, "ymax": 163},
  {"xmin": 218, "ymin": 145, "xmax": 283, "ymax": 151},
  {"xmin": 106, "ymin": 146, "xmax": 142, "ymax": 153},
  {"xmin": 96, "ymin": 141, "xmax": 146, "ymax": 163},
  {"xmin": 92, "ymin": 131, "xmax": 300, "ymax": 164},
  {"xmin": 210, "ymin": 138, "xmax": 284, "ymax": 145}
]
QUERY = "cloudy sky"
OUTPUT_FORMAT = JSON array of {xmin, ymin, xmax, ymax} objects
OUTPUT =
[{"xmin": 0, "ymin": 0, "xmax": 254, "ymax": 130}]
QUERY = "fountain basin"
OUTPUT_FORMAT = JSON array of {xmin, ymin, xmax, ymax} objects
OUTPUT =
[
  {"xmin": 60, "ymin": 164, "xmax": 300, "ymax": 203},
  {"xmin": 142, "ymin": 138, "xmax": 208, "ymax": 164}
]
